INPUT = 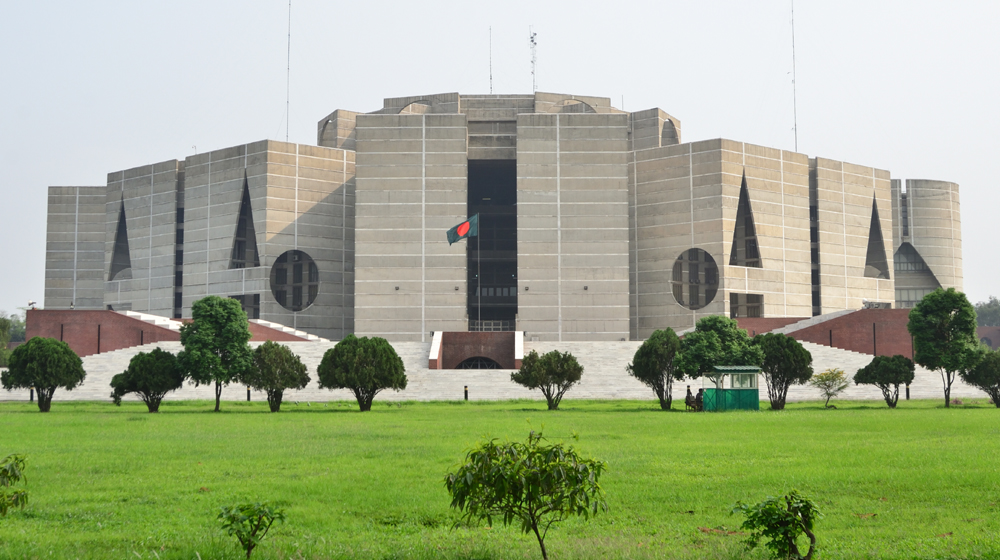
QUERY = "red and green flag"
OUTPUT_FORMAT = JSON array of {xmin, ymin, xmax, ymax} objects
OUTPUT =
[{"xmin": 447, "ymin": 214, "xmax": 479, "ymax": 245}]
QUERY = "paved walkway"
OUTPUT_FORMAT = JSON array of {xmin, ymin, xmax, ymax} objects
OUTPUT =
[{"xmin": 0, "ymin": 340, "xmax": 992, "ymax": 406}]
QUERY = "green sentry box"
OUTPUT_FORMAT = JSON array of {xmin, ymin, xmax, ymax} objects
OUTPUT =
[{"xmin": 702, "ymin": 365, "xmax": 761, "ymax": 411}]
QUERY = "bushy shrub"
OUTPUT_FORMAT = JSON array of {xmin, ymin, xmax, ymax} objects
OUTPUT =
[
  {"xmin": 242, "ymin": 341, "xmax": 310, "ymax": 412},
  {"xmin": 732, "ymin": 490, "xmax": 821, "ymax": 560},
  {"xmin": 808, "ymin": 368, "xmax": 850, "ymax": 408},
  {"xmin": 178, "ymin": 296, "xmax": 253, "ymax": 412},
  {"xmin": 110, "ymin": 348, "xmax": 184, "ymax": 412},
  {"xmin": 959, "ymin": 349, "xmax": 1000, "ymax": 408},
  {"xmin": 445, "ymin": 431, "xmax": 607, "ymax": 560},
  {"xmin": 1, "ymin": 337, "xmax": 85, "ymax": 412},
  {"xmin": 754, "ymin": 333, "xmax": 813, "ymax": 410},
  {"xmin": 317, "ymin": 334, "xmax": 406, "ymax": 411},
  {"xmin": 627, "ymin": 328, "xmax": 682, "ymax": 410},
  {"xmin": 511, "ymin": 350, "xmax": 583, "ymax": 410},
  {"xmin": 854, "ymin": 355, "xmax": 915, "ymax": 408},
  {"xmin": 218, "ymin": 501, "xmax": 285, "ymax": 559}
]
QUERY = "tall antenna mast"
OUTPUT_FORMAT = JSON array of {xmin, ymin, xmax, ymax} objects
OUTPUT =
[
  {"xmin": 791, "ymin": 0, "xmax": 799, "ymax": 152},
  {"xmin": 489, "ymin": 27, "xmax": 493, "ymax": 94},
  {"xmin": 529, "ymin": 27, "xmax": 538, "ymax": 92},
  {"xmin": 285, "ymin": 0, "xmax": 291, "ymax": 142}
]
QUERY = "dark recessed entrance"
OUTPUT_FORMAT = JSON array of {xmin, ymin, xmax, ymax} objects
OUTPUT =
[{"xmin": 468, "ymin": 160, "xmax": 517, "ymax": 331}]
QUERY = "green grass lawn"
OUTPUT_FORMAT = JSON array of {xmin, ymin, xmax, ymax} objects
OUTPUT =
[{"xmin": 1, "ymin": 397, "xmax": 999, "ymax": 560}]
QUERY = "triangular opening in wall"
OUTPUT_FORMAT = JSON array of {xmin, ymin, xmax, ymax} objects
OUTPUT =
[
  {"xmin": 864, "ymin": 196, "xmax": 890, "ymax": 279},
  {"xmin": 108, "ymin": 196, "xmax": 132, "ymax": 281},
  {"xmin": 729, "ymin": 171, "xmax": 762, "ymax": 268},
  {"xmin": 230, "ymin": 172, "xmax": 260, "ymax": 269}
]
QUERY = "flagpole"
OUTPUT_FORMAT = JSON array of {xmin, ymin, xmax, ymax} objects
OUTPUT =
[{"xmin": 477, "ymin": 228, "xmax": 481, "ymax": 329}]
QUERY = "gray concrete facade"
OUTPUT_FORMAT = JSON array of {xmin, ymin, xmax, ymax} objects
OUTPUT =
[{"xmin": 42, "ymin": 90, "xmax": 963, "ymax": 343}]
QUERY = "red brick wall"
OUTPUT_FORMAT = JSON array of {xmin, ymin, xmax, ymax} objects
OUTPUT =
[
  {"xmin": 26, "ymin": 309, "xmax": 180, "ymax": 357},
  {"xmin": 735, "ymin": 317, "xmax": 807, "ymax": 336},
  {"xmin": 977, "ymin": 326, "xmax": 1000, "ymax": 350},
  {"xmin": 441, "ymin": 332, "xmax": 515, "ymax": 369},
  {"xmin": 27, "ymin": 310, "xmax": 312, "ymax": 358},
  {"xmin": 790, "ymin": 309, "xmax": 914, "ymax": 357}
]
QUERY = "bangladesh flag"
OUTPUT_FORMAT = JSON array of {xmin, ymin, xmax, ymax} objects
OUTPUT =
[{"xmin": 447, "ymin": 214, "xmax": 479, "ymax": 245}]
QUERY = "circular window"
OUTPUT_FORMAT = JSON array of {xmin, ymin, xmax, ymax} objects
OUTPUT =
[
  {"xmin": 672, "ymin": 248, "xmax": 719, "ymax": 310},
  {"xmin": 270, "ymin": 250, "xmax": 319, "ymax": 312}
]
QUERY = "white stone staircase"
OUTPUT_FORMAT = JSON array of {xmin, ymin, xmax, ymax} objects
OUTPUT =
[
  {"xmin": 250, "ymin": 319, "xmax": 329, "ymax": 342},
  {"xmin": 119, "ymin": 310, "xmax": 183, "ymax": 332},
  {"xmin": 1, "ymin": 338, "xmax": 991, "ymax": 406}
]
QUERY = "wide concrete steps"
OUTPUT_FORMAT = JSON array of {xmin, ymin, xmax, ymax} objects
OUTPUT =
[{"xmin": 1, "ymin": 339, "xmax": 991, "ymax": 406}]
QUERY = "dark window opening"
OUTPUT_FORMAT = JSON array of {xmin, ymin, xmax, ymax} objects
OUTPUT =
[
  {"xmin": 863, "ymin": 196, "xmax": 890, "ymax": 279},
  {"xmin": 729, "ymin": 172, "xmax": 762, "ymax": 268},
  {"xmin": 672, "ymin": 248, "xmax": 719, "ymax": 310},
  {"xmin": 109, "ymin": 198, "xmax": 132, "ymax": 281},
  {"xmin": 900, "ymin": 192, "xmax": 909, "ymax": 237},
  {"xmin": 230, "ymin": 173, "xmax": 260, "ymax": 269},
  {"xmin": 176, "ymin": 207, "xmax": 184, "ymax": 224},
  {"xmin": 468, "ymin": 160, "xmax": 517, "ymax": 329},
  {"xmin": 269, "ymin": 250, "xmax": 319, "ymax": 312},
  {"xmin": 229, "ymin": 294, "xmax": 261, "ymax": 320},
  {"xmin": 456, "ymin": 356, "xmax": 503, "ymax": 369},
  {"xmin": 730, "ymin": 293, "xmax": 764, "ymax": 319}
]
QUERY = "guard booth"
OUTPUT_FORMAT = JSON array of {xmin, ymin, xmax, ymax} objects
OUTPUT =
[{"xmin": 703, "ymin": 365, "xmax": 760, "ymax": 411}]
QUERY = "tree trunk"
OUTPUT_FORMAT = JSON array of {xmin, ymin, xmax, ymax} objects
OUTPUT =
[
  {"xmin": 37, "ymin": 388, "xmax": 53, "ymax": 412},
  {"xmin": 530, "ymin": 521, "xmax": 548, "ymax": 560},
  {"xmin": 215, "ymin": 381, "xmax": 222, "ymax": 412},
  {"xmin": 147, "ymin": 397, "xmax": 161, "ymax": 413},
  {"xmin": 944, "ymin": 383, "xmax": 951, "ymax": 408},
  {"xmin": 359, "ymin": 398, "xmax": 372, "ymax": 412},
  {"xmin": 824, "ymin": 395, "xmax": 832, "ymax": 408},
  {"xmin": 268, "ymin": 389, "xmax": 283, "ymax": 412},
  {"xmin": 658, "ymin": 395, "xmax": 671, "ymax": 410}
]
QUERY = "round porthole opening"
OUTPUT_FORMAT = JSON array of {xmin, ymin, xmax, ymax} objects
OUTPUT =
[
  {"xmin": 671, "ymin": 248, "xmax": 719, "ymax": 310},
  {"xmin": 269, "ymin": 250, "xmax": 319, "ymax": 312}
]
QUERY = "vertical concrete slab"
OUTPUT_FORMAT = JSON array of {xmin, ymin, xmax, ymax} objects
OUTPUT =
[
  {"xmin": 517, "ymin": 112, "xmax": 630, "ymax": 341},
  {"xmin": 44, "ymin": 186, "xmax": 106, "ymax": 310},
  {"xmin": 354, "ymin": 113, "xmax": 469, "ymax": 341}
]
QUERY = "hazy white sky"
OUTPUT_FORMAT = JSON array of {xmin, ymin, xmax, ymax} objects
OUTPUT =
[{"xmin": 1, "ymin": 1, "xmax": 997, "ymax": 316}]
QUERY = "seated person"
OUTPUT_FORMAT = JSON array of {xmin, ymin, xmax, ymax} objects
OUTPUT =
[
  {"xmin": 695, "ymin": 388, "xmax": 704, "ymax": 411},
  {"xmin": 685, "ymin": 386, "xmax": 695, "ymax": 411}
]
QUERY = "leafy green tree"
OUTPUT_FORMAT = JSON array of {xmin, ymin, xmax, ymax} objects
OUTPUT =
[
  {"xmin": 1, "ymin": 337, "xmax": 85, "ymax": 412},
  {"xmin": 0, "ymin": 314, "xmax": 11, "ymax": 367},
  {"xmin": 110, "ymin": 348, "xmax": 184, "ymax": 412},
  {"xmin": 753, "ymin": 333, "xmax": 813, "ymax": 410},
  {"xmin": 908, "ymin": 288, "xmax": 980, "ymax": 408},
  {"xmin": 0, "ymin": 311, "xmax": 26, "ymax": 343},
  {"xmin": 853, "ymin": 355, "xmax": 916, "ymax": 408},
  {"xmin": 959, "ymin": 348, "xmax": 1000, "ymax": 408},
  {"xmin": 317, "ymin": 334, "xmax": 406, "ymax": 411},
  {"xmin": 177, "ymin": 296, "xmax": 253, "ymax": 412},
  {"xmin": 242, "ymin": 341, "xmax": 310, "ymax": 412},
  {"xmin": 626, "ymin": 328, "xmax": 682, "ymax": 410},
  {"xmin": 0, "ymin": 454, "xmax": 28, "ymax": 517},
  {"xmin": 678, "ymin": 315, "xmax": 764, "ymax": 385},
  {"xmin": 808, "ymin": 368, "xmax": 850, "ymax": 408},
  {"xmin": 445, "ymin": 431, "xmax": 608, "ymax": 560},
  {"xmin": 732, "ymin": 490, "xmax": 821, "ymax": 560},
  {"xmin": 974, "ymin": 296, "xmax": 1000, "ymax": 327},
  {"xmin": 511, "ymin": 350, "xmax": 583, "ymax": 410},
  {"xmin": 218, "ymin": 502, "xmax": 285, "ymax": 559}
]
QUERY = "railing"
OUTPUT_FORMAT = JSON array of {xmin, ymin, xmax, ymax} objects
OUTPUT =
[{"xmin": 469, "ymin": 319, "xmax": 514, "ymax": 332}]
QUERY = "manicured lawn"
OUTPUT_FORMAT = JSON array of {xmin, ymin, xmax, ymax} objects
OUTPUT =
[{"xmin": 1, "ymin": 398, "xmax": 999, "ymax": 559}]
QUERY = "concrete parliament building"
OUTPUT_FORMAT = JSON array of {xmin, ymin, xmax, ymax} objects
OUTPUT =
[{"xmin": 44, "ymin": 91, "xmax": 963, "ymax": 344}]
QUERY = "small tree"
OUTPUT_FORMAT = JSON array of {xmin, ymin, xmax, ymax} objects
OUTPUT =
[
  {"xmin": 0, "ymin": 454, "xmax": 28, "ymax": 517},
  {"xmin": 678, "ymin": 315, "xmax": 764, "ymax": 385},
  {"xmin": 627, "ymin": 328, "xmax": 682, "ymax": 410},
  {"xmin": 853, "ymin": 355, "xmax": 915, "ymax": 408},
  {"xmin": 808, "ymin": 368, "xmax": 850, "ymax": 408},
  {"xmin": 178, "ymin": 296, "xmax": 253, "ymax": 412},
  {"xmin": 445, "ymin": 431, "xmax": 607, "ymax": 560},
  {"xmin": 732, "ymin": 490, "xmax": 821, "ymax": 560},
  {"xmin": 242, "ymin": 341, "xmax": 310, "ymax": 412},
  {"xmin": 908, "ymin": 288, "xmax": 980, "ymax": 408},
  {"xmin": 110, "ymin": 348, "xmax": 184, "ymax": 412},
  {"xmin": 317, "ymin": 334, "xmax": 406, "ymax": 411},
  {"xmin": 0, "ymin": 314, "xmax": 12, "ymax": 367},
  {"xmin": 1, "ymin": 337, "xmax": 86, "ymax": 412},
  {"xmin": 218, "ymin": 502, "xmax": 285, "ymax": 559},
  {"xmin": 511, "ymin": 350, "xmax": 583, "ymax": 410},
  {"xmin": 753, "ymin": 333, "xmax": 813, "ymax": 410},
  {"xmin": 959, "ymin": 348, "xmax": 1000, "ymax": 408},
  {"xmin": 975, "ymin": 296, "xmax": 1000, "ymax": 327}
]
